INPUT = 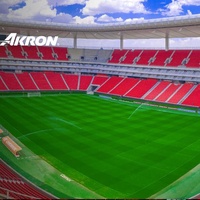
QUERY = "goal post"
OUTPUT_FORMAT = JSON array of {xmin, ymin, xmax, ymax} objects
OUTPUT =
[{"xmin": 87, "ymin": 84, "xmax": 99, "ymax": 94}]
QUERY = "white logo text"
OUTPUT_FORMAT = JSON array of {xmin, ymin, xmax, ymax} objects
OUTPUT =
[{"xmin": 0, "ymin": 33, "xmax": 58, "ymax": 46}]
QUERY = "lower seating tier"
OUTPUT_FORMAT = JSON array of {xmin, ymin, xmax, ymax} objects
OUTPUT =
[{"xmin": 0, "ymin": 71, "xmax": 200, "ymax": 107}]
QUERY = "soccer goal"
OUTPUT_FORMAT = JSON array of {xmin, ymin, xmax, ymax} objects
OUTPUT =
[
  {"xmin": 27, "ymin": 92, "xmax": 41, "ymax": 97},
  {"xmin": 87, "ymin": 84, "xmax": 99, "ymax": 94}
]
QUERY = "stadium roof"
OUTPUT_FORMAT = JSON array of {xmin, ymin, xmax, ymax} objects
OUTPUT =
[{"xmin": 0, "ymin": 14, "xmax": 200, "ymax": 40}]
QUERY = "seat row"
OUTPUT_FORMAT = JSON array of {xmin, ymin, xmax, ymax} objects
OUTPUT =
[
  {"xmin": 0, "ymin": 46, "xmax": 200, "ymax": 68},
  {"xmin": 0, "ymin": 45, "xmax": 68, "ymax": 61},
  {"xmin": 109, "ymin": 49, "xmax": 200, "ymax": 68},
  {"xmin": 0, "ymin": 71, "xmax": 200, "ymax": 107}
]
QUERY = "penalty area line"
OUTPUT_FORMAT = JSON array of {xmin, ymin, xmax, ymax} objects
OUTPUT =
[{"xmin": 17, "ymin": 128, "xmax": 58, "ymax": 139}]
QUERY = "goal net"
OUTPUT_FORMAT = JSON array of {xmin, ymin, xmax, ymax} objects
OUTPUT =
[{"xmin": 27, "ymin": 92, "xmax": 41, "ymax": 97}]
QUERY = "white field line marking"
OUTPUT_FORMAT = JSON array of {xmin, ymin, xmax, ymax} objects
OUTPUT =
[
  {"xmin": 17, "ymin": 128, "xmax": 57, "ymax": 139},
  {"xmin": 18, "ymin": 118, "xmax": 81, "ymax": 139},
  {"xmin": 50, "ymin": 117, "xmax": 82, "ymax": 129},
  {"xmin": 60, "ymin": 174, "xmax": 72, "ymax": 182},
  {"xmin": 128, "ymin": 103, "xmax": 143, "ymax": 119}
]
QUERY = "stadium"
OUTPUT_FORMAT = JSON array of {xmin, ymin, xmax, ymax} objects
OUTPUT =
[{"xmin": 0, "ymin": 12, "xmax": 200, "ymax": 199}]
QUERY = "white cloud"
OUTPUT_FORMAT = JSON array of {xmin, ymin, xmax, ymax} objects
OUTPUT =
[
  {"xmin": 124, "ymin": 17, "xmax": 145, "ymax": 23},
  {"xmin": 3, "ymin": 0, "xmax": 56, "ymax": 21},
  {"xmin": 159, "ymin": 0, "xmax": 183, "ymax": 16},
  {"xmin": 0, "ymin": 0, "xmax": 76, "ymax": 24},
  {"xmin": 97, "ymin": 14, "xmax": 123, "ymax": 23},
  {"xmin": 170, "ymin": 37, "xmax": 200, "ymax": 48},
  {"xmin": 0, "ymin": 0, "xmax": 24, "ymax": 14},
  {"xmin": 48, "ymin": 0, "xmax": 86, "ymax": 7},
  {"xmin": 51, "ymin": 13, "xmax": 74, "ymax": 23},
  {"xmin": 187, "ymin": 9, "xmax": 192, "ymax": 15},
  {"xmin": 160, "ymin": 0, "xmax": 200, "ymax": 16},
  {"xmin": 82, "ymin": 0, "xmax": 150, "ymax": 16},
  {"xmin": 73, "ymin": 15, "xmax": 96, "ymax": 24}
]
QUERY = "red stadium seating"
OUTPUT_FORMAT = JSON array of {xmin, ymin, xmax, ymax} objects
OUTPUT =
[
  {"xmin": 62, "ymin": 74, "xmax": 78, "ymax": 90},
  {"xmin": 144, "ymin": 81, "xmax": 170, "ymax": 101},
  {"xmin": 109, "ymin": 77, "xmax": 140, "ymax": 96},
  {"xmin": 1, "ymin": 70, "xmax": 200, "ymax": 108},
  {"xmin": 136, "ymin": 50, "xmax": 157, "ymax": 65},
  {"xmin": 96, "ymin": 76, "xmax": 124, "ymax": 93},
  {"xmin": 16, "ymin": 72, "xmax": 38, "ymax": 90},
  {"xmin": 121, "ymin": 50, "xmax": 142, "ymax": 64},
  {"xmin": 79, "ymin": 75, "xmax": 93, "ymax": 90},
  {"xmin": 0, "ymin": 161, "xmax": 20, "ymax": 180},
  {"xmin": 1, "ymin": 47, "xmax": 200, "ymax": 69},
  {"xmin": 0, "ymin": 77, "xmax": 8, "ymax": 91},
  {"xmin": 166, "ymin": 50, "xmax": 190, "ymax": 67},
  {"xmin": 182, "ymin": 85, "xmax": 200, "ymax": 107},
  {"xmin": 53, "ymin": 47, "xmax": 68, "ymax": 61},
  {"xmin": 125, "ymin": 78, "xmax": 158, "ymax": 98},
  {"xmin": 108, "ymin": 49, "xmax": 128, "ymax": 63},
  {"xmin": 92, "ymin": 75, "xmax": 109, "ymax": 85},
  {"xmin": 23, "ymin": 46, "xmax": 40, "ymax": 59},
  {"xmin": 30, "ymin": 72, "xmax": 52, "ymax": 90},
  {"xmin": 0, "ymin": 46, "xmax": 7, "ymax": 58},
  {"xmin": 155, "ymin": 83, "xmax": 181, "ymax": 102},
  {"xmin": 45, "ymin": 72, "xmax": 68, "ymax": 90},
  {"xmin": 0, "ymin": 160, "xmax": 53, "ymax": 199},
  {"xmin": 168, "ymin": 83, "xmax": 194, "ymax": 104},
  {"xmin": 151, "ymin": 50, "xmax": 174, "ymax": 66},
  {"xmin": 185, "ymin": 50, "xmax": 200, "ymax": 68},
  {"xmin": 6, "ymin": 45, "xmax": 25, "ymax": 59},
  {"xmin": 0, "ymin": 72, "xmax": 23, "ymax": 90},
  {"xmin": 38, "ymin": 46, "xmax": 55, "ymax": 60}
]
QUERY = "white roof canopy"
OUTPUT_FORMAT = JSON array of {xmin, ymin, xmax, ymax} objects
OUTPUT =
[{"xmin": 0, "ymin": 15, "xmax": 200, "ymax": 40}]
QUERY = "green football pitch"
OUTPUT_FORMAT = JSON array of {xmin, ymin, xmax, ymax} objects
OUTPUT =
[{"xmin": 0, "ymin": 93, "xmax": 200, "ymax": 198}]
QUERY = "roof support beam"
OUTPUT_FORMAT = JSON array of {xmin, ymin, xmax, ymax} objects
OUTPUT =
[
  {"xmin": 73, "ymin": 33, "xmax": 77, "ymax": 48},
  {"xmin": 165, "ymin": 32, "xmax": 169, "ymax": 51},
  {"xmin": 120, "ymin": 32, "xmax": 124, "ymax": 50}
]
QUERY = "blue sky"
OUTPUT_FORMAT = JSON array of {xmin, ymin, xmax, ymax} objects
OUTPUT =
[{"xmin": 1, "ymin": 0, "xmax": 200, "ymax": 24}]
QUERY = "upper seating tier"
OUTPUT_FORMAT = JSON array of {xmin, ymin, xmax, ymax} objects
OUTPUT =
[
  {"xmin": 0, "ymin": 47, "xmax": 200, "ymax": 68},
  {"xmin": 6, "ymin": 45, "xmax": 25, "ymax": 59},
  {"xmin": 136, "ymin": 50, "xmax": 158, "ymax": 65},
  {"xmin": 166, "ymin": 50, "xmax": 190, "ymax": 67},
  {"xmin": 108, "ymin": 49, "xmax": 128, "ymax": 63},
  {"xmin": 185, "ymin": 50, "xmax": 200, "ymax": 68}
]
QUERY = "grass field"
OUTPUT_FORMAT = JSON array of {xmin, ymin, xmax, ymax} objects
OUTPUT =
[{"xmin": 0, "ymin": 93, "xmax": 200, "ymax": 198}]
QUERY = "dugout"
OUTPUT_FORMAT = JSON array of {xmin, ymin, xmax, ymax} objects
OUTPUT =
[{"xmin": 2, "ymin": 136, "xmax": 22, "ymax": 157}]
